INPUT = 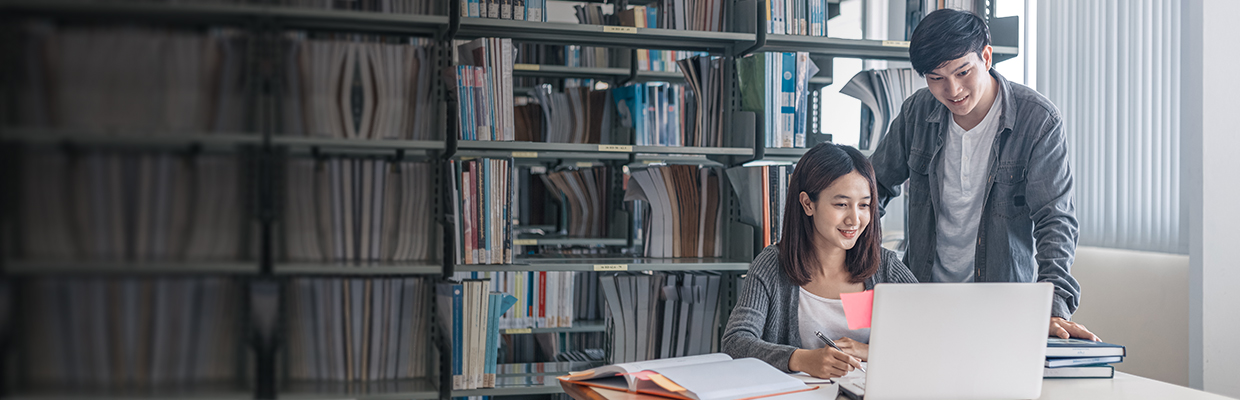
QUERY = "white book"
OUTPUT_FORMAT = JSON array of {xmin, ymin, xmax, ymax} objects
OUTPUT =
[{"xmin": 560, "ymin": 354, "xmax": 812, "ymax": 400}]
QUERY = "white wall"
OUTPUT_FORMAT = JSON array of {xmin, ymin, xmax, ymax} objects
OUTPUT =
[
  {"xmin": 1183, "ymin": 0, "xmax": 1240, "ymax": 396},
  {"xmin": 1069, "ymin": 247, "xmax": 1188, "ymax": 386}
]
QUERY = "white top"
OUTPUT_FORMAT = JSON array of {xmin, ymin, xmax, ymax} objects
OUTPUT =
[
  {"xmin": 933, "ymin": 91, "xmax": 1004, "ymax": 283},
  {"xmin": 796, "ymin": 287, "xmax": 869, "ymax": 349}
]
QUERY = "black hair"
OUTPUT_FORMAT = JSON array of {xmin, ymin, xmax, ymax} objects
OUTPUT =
[
  {"xmin": 778, "ymin": 143, "xmax": 881, "ymax": 286},
  {"xmin": 909, "ymin": 8, "xmax": 991, "ymax": 76}
]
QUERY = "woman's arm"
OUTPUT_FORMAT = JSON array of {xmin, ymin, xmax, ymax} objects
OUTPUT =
[{"xmin": 720, "ymin": 269, "xmax": 800, "ymax": 372}]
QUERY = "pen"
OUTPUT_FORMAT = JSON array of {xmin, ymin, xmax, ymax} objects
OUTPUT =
[{"xmin": 815, "ymin": 331, "xmax": 866, "ymax": 373}]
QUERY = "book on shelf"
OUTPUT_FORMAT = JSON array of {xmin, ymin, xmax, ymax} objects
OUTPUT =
[
  {"xmin": 280, "ymin": 34, "xmax": 437, "ymax": 141},
  {"xmin": 599, "ymin": 271, "xmax": 724, "ymax": 363},
  {"xmin": 1046, "ymin": 338, "xmax": 1127, "ymax": 357},
  {"xmin": 452, "ymin": 271, "xmax": 604, "ymax": 329},
  {"xmin": 451, "ymin": 158, "xmax": 514, "ymax": 265},
  {"xmin": 1043, "ymin": 365, "xmax": 1115, "ymax": 379},
  {"xmin": 285, "ymin": 277, "xmax": 431, "ymax": 382},
  {"xmin": 523, "ymin": 84, "xmax": 614, "ymax": 144},
  {"xmin": 16, "ymin": 152, "xmax": 249, "ymax": 263},
  {"xmin": 12, "ymin": 24, "xmax": 251, "ymax": 135},
  {"xmin": 559, "ymin": 353, "xmax": 817, "ymax": 400},
  {"xmin": 463, "ymin": 0, "xmax": 546, "ymax": 22},
  {"xmin": 840, "ymin": 68, "xmax": 927, "ymax": 150},
  {"xmin": 436, "ymin": 279, "xmax": 518, "ymax": 390},
  {"xmin": 726, "ymin": 164, "xmax": 795, "ymax": 248},
  {"xmin": 532, "ymin": 166, "xmax": 613, "ymax": 237},
  {"xmin": 450, "ymin": 38, "xmax": 515, "ymax": 141},
  {"xmin": 737, "ymin": 52, "xmax": 820, "ymax": 149},
  {"xmin": 22, "ymin": 277, "xmax": 242, "ymax": 387},
  {"xmin": 281, "ymin": 158, "xmax": 435, "ymax": 263},
  {"xmin": 624, "ymin": 165, "xmax": 723, "ymax": 258},
  {"xmin": 757, "ymin": 0, "xmax": 832, "ymax": 36}
]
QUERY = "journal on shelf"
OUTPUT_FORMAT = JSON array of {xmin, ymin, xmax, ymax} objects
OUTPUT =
[{"xmin": 559, "ymin": 353, "xmax": 816, "ymax": 400}]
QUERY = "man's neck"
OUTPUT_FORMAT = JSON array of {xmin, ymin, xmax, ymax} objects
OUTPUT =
[{"xmin": 952, "ymin": 73, "xmax": 999, "ymax": 131}]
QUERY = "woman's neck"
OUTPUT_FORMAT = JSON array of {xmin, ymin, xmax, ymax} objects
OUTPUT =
[{"xmin": 811, "ymin": 238, "xmax": 849, "ymax": 281}]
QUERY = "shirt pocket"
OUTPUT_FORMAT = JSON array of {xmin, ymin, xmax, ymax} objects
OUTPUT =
[
  {"xmin": 906, "ymin": 150, "xmax": 933, "ymax": 206},
  {"xmin": 991, "ymin": 163, "xmax": 1030, "ymax": 219}
]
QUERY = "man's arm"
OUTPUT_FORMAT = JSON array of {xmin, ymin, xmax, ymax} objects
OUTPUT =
[
  {"xmin": 1024, "ymin": 117, "xmax": 1081, "ymax": 320},
  {"xmin": 870, "ymin": 102, "xmax": 914, "ymax": 218}
]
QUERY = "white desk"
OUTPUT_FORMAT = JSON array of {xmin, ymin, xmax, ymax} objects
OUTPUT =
[{"xmin": 564, "ymin": 372, "xmax": 1235, "ymax": 400}]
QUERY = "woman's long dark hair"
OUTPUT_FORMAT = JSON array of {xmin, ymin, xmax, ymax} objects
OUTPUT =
[{"xmin": 778, "ymin": 143, "xmax": 882, "ymax": 286}]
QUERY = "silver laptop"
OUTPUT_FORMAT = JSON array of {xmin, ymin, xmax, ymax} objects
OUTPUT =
[{"xmin": 839, "ymin": 283, "xmax": 1052, "ymax": 400}]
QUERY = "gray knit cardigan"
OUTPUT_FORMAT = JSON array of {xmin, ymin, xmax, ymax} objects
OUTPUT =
[{"xmin": 720, "ymin": 244, "xmax": 918, "ymax": 372}]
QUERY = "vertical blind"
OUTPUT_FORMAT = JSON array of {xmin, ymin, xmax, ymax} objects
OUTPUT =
[{"xmin": 1037, "ymin": 0, "xmax": 1184, "ymax": 254}]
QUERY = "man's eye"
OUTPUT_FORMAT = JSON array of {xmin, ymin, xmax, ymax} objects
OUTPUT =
[{"xmin": 958, "ymin": 70, "xmax": 970, "ymax": 76}]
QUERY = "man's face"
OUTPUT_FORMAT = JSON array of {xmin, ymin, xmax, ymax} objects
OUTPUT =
[{"xmin": 925, "ymin": 46, "xmax": 994, "ymax": 118}]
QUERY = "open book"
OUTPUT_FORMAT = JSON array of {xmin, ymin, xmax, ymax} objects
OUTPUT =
[{"xmin": 558, "ymin": 353, "xmax": 817, "ymax": 400}]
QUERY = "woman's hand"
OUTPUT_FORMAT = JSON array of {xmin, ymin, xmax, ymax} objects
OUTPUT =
[
  {"xmin": 789, "ymin": 347, "xmax": 864, "ymax": 379},
  {"xmin": 834, "ymin": 337, "xmax": 869, "ymax": 361}
]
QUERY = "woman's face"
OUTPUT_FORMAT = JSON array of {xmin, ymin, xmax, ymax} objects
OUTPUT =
[{"xmin": 800, "ymin": 171, "xmax": 872, "ymax": 252}]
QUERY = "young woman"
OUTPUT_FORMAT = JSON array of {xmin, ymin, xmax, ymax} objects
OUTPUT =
[{"xmin": 721, "ymin": 143, "xmax": 917, "ymax": 379}]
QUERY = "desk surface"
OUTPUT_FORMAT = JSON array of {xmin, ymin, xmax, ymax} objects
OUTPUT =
[{"xmin": 560, "ymin": 372, "xmax": 1235, "ymax": 400}]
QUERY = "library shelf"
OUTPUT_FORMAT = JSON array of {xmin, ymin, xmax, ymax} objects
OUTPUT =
[
  {"xmin": 514, "ymin": 236, "xmax": 630, "ymax": 247},
  {"xmin": 273, "ymin": 262, "xmax": 442, "ymax": 276},
  {"xmin": 456, "ymin": 18, "xmax": 753, "ymax": 53},
  {"xmin": 279, "ymin": 378, "xmax": 438, "ymax": 400},
  {"xmin": 451, "ymin": 361, "xmax": 602, "ymax": 397},
  {"xmin": 513, "ymin": 64, "xmax": 686, "ymax": 82},
  {"xmin": 0, "ymin": 128, "xmax": 263, "ymax": 150},
  {"xmin": 501, "ymin": 319, "xmax": 606, "ymax": 335},
  {"xmin": 759, "ymin": 35, "xmax": 1020, "ymax": 62},
  {"xmin": 4, "ymin": 260, "xmax": 259, "ymax": 276},
  {"xmin": 457, "ymin": 257, "xmax": 751, "ymax": 272}
]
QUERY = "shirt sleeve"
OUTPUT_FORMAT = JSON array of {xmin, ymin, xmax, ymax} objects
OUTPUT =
[
  {"xmin": 721, "ymin": 258, "xmax": 799, "ymax": 373},
  {"xmin": 1024, "ymin": 117, "xmax": 1082, "ymax": 320},
  {"xmin": 870, "ymin": 97, "xmax": 915, "ymax": 218}
]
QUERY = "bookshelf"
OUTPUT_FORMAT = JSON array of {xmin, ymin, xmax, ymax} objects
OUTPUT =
[{"xmin": 0, "ymin": 0, "xmax": 1015, "ymax": 399}]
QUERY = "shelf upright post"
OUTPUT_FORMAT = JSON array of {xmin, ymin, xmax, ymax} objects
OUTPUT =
[{"xmin": 254, "ymin": 14, "xmax": 279, "ymax": 399}]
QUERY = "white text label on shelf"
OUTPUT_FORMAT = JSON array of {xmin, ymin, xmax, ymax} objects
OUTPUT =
[
  {"xmin": 593, "ymin": 264, "xmax": 629, "ymax": 271},
  {"xmin": 599, "ymin": 145, "xmax": 633, "ymax": 152},
  {"xmin": 603, "ymin": 26, "xmax": 638, "ymax": 34},
  {"xmin": 512, "ymin": 151, "xmax": 538, "ymax": 158}
]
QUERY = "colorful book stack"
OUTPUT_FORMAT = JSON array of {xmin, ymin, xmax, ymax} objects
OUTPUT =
[
  {"xmin": 1043, "ymin": 338, "xmax": 1126, "ymax": 379},
  {"xmin": 459, "ymin": 0, "xmax": 546, "ymax": 22},
  {"xmin": 451, "ymin": 38, "xmax": 515, "ymax": 141},
  {"xmin": 451, "ymin": 158, "xmax": 515, "ymax": 265},
  {"xmin": 736, "ymin": 52, "xmax": 820, "ymax": 148},
  {"xmin": 451, "ymin": 271, "xmax": 602, "ymax": 329},
  {"xmin": 436, "ymin": 280, "xmax": 518, "ymax": 390}
]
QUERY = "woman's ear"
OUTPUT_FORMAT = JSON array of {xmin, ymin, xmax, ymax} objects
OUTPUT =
[{"xmin": 799, "ymin": 191, "xmax": 814, "ymax": 217}]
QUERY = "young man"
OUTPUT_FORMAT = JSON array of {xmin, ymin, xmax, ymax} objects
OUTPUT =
[{"xmin": 870, "ymin": 9, "xmax": 1098, "ymax": 340}]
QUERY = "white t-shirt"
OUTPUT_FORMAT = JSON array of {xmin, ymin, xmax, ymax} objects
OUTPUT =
[
  {"xmin": 797, "ymin": 287, "xmax": 870, "ymax": 349},
  {"xmin": 933, "ymin": 91, "xmax": 1005, "ymax": 283}
]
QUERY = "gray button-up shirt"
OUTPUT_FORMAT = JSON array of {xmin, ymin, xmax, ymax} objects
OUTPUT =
[{"xmin": 870, "ymin": 69, "xmax": 1081, "ymax": 319}]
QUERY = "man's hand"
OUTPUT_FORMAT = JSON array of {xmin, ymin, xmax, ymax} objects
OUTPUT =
[
  {"xmin": 835, "ymin": 337, "xmax": 869, "ymax": 361},
  {"xmin": 1049, "ymin": 317, "xmax": 1100, "ymax": 341}
]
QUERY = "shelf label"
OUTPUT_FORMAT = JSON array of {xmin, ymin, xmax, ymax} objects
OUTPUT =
[
  {"xmin": 882, "ymin": 40, "xmax": 911, "ymax": 48},
  {"xmin": 576, "ymin": 161, "xmax": 595, "ymax": 168},
  {"xmin": 505, "ymin": 328, "xmax": 533, "ymax": 334},
  {"xmin": 599, "ymin": 145, "xmax": 633, "ymax": 152},
  {"xmin": 514, "ymin": 239, "xmax": 538, "ymax": 246},
  {"xmin": 594, "ymin": 264, "xmax": 629, "ymax": 271},
  {"xmin": 603, "ymin": 26, "xmax": 638, "ymax": 34},
  {"xmin": 512, "ymin": 151, "xmax": 538, "ymax": 158},
  {"xmin": 513, "ymin": 63, "xmax": 541, "ymax": 71}
]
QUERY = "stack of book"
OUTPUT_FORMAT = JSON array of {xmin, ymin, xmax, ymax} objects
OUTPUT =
[
  {"xmin": 726, "ymin": 164, "xmax": 796, "ymax": 248},
  {"xmin": 22, "ymin": 277, "xmax": 243, "ymax": 386},
  {"xmin": 451, "ymin": 271, "xmax": 603, "ymax": 329},
  {"xmin": 1043, "ymin": 338, "xmax": 1126, "ymax": 379},
  {"xmin": 450, "ymin": 157, "xmax": 515, "ymax": 265},
  {"xmin": 536, "ymin": 166, "xmax": 613, "ymax": 237},
  {"xmin": 17, "ymin": 152, "xmax": 250, "ymax": 263},
  {"xmin": 13, "ymin": 25, "xmax": 251, "ymax": 135},
  {"xmin": 450, "ymin": 38, "xmax": 516, "ymax": 141},
  {"xmin": 599, "ymin": 272, "xmax": 725, "ymax": 363},
  {"xmin": 624, "ymin": 165, "xmax": 724, "ymax": 258},
  {"xmin": 281, "ymin": 159, "xmax": 436, "ymax": 263},
  {"xmin": 840, "ymin": 68, "xmax": 928, "ymax": 149},
  {"xmin": 737, "ymin": 52, "xmax": 820, "ymax": 149},
  {"xmin": 284, "ymin": 277, "xmax": 432, "ymax": 381},
  {"xmin": 524, "ymin": 85, "xmax": 614, "ymax": 144},
  {"xmin": 459, "ymin": 0, "xmax": 546, "ymax": 22},
  {"xmin": 436, "ymin": 280, "xmax": 518, "ymax": 389},
  {"xmin": 279, "ymin": 35, "xmax": 438, "ymax": 141}
]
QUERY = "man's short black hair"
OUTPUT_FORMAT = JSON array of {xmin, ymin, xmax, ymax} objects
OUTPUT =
[{"xmin": 909, "ymin": 9, "xmax": 991, "ymax": 76}]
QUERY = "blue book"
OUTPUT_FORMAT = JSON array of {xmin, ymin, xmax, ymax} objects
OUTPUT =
[
  {"xmin": 1047, "ymin": 338, "xmax": 1126, "ymax": 357},
  {"xmin": 778, "ymin": 52, "xmax": 797, "ymax": 148},
  {"xmin": 484, "ymin": 293, "xmax": 518, "ymax": 386},
  {"xmin": 436, "ymin": 283, "xmax": 465, "ymax": 389},
  {"xmin": 1045, "ymin": 356, "xmax": 1123, "ymax": 368}
]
